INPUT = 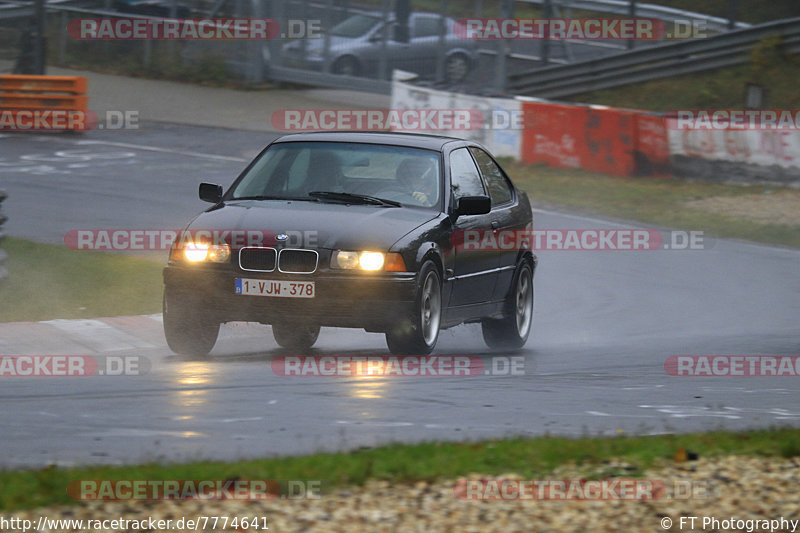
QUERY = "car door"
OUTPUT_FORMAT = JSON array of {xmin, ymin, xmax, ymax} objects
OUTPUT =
[
  {"xmin": 469, "ymin": 146, "xmax": 527, "ymax": 302},
  {"xmin": 407, "ymin": 13, "xmax": 444, "ymax": 75},
  {"xmin": 360, "ymin": 20, "xmax": 416, "ymax": 76},
  {"xmin": 447, "ymin": 147, "xmax": 500, "ymax": 307}
]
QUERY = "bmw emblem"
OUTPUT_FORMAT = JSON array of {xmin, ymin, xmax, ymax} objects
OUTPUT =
[{"xmin": 276, "ymin": 233, "xmax": 289, "ymax": 241}]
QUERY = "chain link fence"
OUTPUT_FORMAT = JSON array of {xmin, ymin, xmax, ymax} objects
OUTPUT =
[{"xmin": 1, "ymin": 0, "xmax": 797, "ymax": 94}]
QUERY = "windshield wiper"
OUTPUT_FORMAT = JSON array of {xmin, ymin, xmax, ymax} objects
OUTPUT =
[
  {"xmin": 230, "ymin": 195, "xmax": 318, "ymax": 202},
  {"xmin": 308, "ymin": 191, "xmax": 401, "ymax": 207}
]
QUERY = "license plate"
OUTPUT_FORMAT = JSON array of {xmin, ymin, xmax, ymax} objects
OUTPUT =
[{"xmin": 235, "ymin": 278, "xmax": 315, "ymax": 298}]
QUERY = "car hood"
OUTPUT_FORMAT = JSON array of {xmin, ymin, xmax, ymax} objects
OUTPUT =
[{"xmin": 187, "ymin": 200, "xmax": 437, "ymax": 251}]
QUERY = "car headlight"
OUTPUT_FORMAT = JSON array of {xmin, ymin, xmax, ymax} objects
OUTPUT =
[
  {"xmin": 171, "ymin": 241, "xmax": 231, "ymax": 263},
  {"xmin": 358, "ymin": 252, "xmax": 384, "ymax": 271},
  {"xmin": 331, "ymin": 251, "xmax": 406, "ymax": 272}
]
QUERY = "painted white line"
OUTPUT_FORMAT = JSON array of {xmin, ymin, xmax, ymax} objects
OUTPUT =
[
  {"xmin": 533, "ymin": 208, "xmax": 641, "ymax": 229},
  {"xmin": 41, "ymin": 318, "xmax": 155, "ymax": 352},
  {"xmin": 74, "ymin": 140, "xmax": 248, "ymax": 162}
]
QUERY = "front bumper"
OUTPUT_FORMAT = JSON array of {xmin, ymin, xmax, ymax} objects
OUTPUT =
[{"xmin": 163, "ymin": 264, "xmax": 418, "ymax": 331}]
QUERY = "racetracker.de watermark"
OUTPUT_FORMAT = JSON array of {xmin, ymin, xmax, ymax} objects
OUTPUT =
[
  {"xmin": 451, "ymin": 229, "xmax": 710, "ymax": 251},
  {"xmin": 67, "ymin": 18, "xmax": 283, "ymax": 40},
  {"xmin": 271, "ymin": 108, "xmax": 485, "ymax": 131},
  {"xmin": 454, "ymin": 17, "xmax": 665, "ymax": 40},
  {"xmin": 0, "ymin": 355, "xmax": 149, "ymax": 377},
  {"xmin": 271, "ymin": 108, "xmax": 546, "ymax": 131},
  {"xmin": 63, "ymin": 229, "xmax": 316, "ymax": 251},
  {"xmin": 271, "ymin": 355, "xmax": 524, "ymax": 377},
  {"xmin": 669, "ymin": 109, "xmax": 800, "ymax": 130},
  {"xmin": 453, "ymin": 478, "xmax": 715, "ymax": 501},
  {"xmin": 665, "ymin": 355, "xmax": 800, "ymax": 377},
  {"xmin": 67, "ymin": 479, "xmax": 321, "ymax": 500},
  {"xmin": 0, "ymin": 110, "xmax": 138, "ymax": 131}
]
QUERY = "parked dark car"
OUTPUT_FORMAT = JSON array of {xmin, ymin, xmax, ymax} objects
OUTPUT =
[
  {"xmin": 163, "ymin": 132, "xmax": 535, "ymax": 355},
  {"xmin": 279, "ymin": 12, "xmax": 478, "ymax": 83}
]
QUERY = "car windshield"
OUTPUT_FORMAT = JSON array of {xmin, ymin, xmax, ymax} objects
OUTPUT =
[
  {"xmin": 230, "ymin": 142, "xmax": 442, "ymax": 209},
  {"xmin": 329, "ymin": 14, "xmax": 382, "ymax": 38}
]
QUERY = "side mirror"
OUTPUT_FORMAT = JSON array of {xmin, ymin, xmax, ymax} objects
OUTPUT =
[
  {"xmin": 454, "ymin": 195, "xmax": 491, "ymax": 216},
  {"xmin": 199, "ymin": 182, "xmax": 223, "ymax": 204}
]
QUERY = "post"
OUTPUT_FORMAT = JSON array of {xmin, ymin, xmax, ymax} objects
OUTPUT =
[
  {"xmin": 541, "ymin": 0, "xmax": 551, "ymax": 65},
  {"xmin": 248, "ymin": 0, "xmax": 265, "ymax": 82},
  {"xmin": 378, "ymin": 0, "xmax": 390, "ymax": 80},
  {"xmin": 435, "ymin": 0, "xmax": 446, "ymax": 83},
  {"xmin": 727, "ymin": 0, "xmax": 737, "ymax": 30},
  {"xmin": 59, "ymin": 10, "xmax": 67, "ymax": 65},
  {"xmin": 495, "ymin": 0, "xmax": 512, "ymax": 92},
  {"xmin": 268, "ymin": 0, "xmax": 284, "ymax": 70},
  {"xmin": 323, "ymin": 0, "xmax": 333, "ymax": 73},
  {"xmin": 627, "ymin": 0, "xmax": 636, "ymax": 50},
  {"xmin": 0, "ymin": 190, "xmax": 7, "ymax": 282},
  {"xmin": 33, "ymin": 0, "xmax": 47, "ymax": 74}
]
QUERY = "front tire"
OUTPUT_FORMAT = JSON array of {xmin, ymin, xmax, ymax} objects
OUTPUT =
[
  {"xmin": 482, "ymin": 259, "xmax": 533, "ymax": 350},
  {"xmin": 385, "ymin": 261, "xmax": 442, "ymax": 355},
  {"xmin": 272, "ymin": 323, "xmax": 320, "ymax": 351},
  {"xmin": 444, "ymin": 53, "xmax": 470, "ymax": 83},
  {"xmin": 163, "ymin": 290, "xmax": 220, "ymax": 356}
]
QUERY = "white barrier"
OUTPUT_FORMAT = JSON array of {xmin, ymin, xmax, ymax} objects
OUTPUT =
[
  {"xmin": 391, "ymin": 71, "xmax": 521, "ymax": 159},
  {"xmin": 668, "ymin": 128, "xmax": 800, "ymax": 170}
]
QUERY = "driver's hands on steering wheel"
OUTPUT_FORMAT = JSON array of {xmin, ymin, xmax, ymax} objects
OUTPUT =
[{"xmin": 412, "ymin": 191, "xmax": 429, "ymax": 204}]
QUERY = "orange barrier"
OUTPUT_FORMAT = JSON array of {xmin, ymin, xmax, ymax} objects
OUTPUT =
[
  {"xmin": 0, "ymin": 75, "xmax": 89, "ymax": 131},
  {"xmin": 520, "ymin": 101, "xmax": 670, "ymax": 177}
]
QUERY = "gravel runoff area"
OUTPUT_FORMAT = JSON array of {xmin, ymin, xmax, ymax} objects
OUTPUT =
[{"xmin": 6, "ymin": 455, "xmax": 799, "ymax": 532}]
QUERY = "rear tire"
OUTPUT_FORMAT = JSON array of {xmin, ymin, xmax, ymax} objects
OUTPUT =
[
  {"xmin": 482, "ymin": 260, "xmax": 533, "ymax": 350},
  {"xmin": 332, "ymin": 56, "xmax": 360, "ymax": 77},
  {"xmin": 272, "ymin": 323, "xmax": 320, "ymax": 351},
  {"xmin": 385, "ymin": 261, "xmax": 441, "ymax": 355},
  {"xmin": 163, "ymin": 291, "xmax": 219, "ymax": 356}
]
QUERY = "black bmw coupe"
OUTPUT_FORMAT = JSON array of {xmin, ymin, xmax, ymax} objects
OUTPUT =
[{"xmin": 163, "ymin": 132, "xmax": 536, "ymax": 355}]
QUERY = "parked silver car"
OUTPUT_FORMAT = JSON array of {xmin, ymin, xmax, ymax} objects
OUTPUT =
[{"xmin": 279, "ymin": 12, "xmax": 478, "ymax": 83}]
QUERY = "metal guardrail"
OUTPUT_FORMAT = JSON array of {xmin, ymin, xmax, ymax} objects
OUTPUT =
[
  {"xmin": 268, "ymin": 66, "xmax": 391, "ymax": 95},
  {"xmin": 520, "ymin": 0, "xmax": 750, "ymax": 32},
  {"xmin": 0, "ymin": 0, "xmax": 70, "ymax": 20},
  {"xmin": 508, "ymin": 17, "xmax": 800, "ymax": 98}
]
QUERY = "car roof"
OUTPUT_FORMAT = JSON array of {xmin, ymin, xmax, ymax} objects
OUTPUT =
[
  {"xmin": 356, "ymin": 11, "xmax": 444, "ymax": 21},
  {"xmin": 272, "ymin": 131, "xmax": 468, "ymax": 151}
]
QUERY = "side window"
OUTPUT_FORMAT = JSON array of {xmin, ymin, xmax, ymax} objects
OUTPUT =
[
  {"xmin": 449, "ymin": 148, "xmax": 486, "ymax": 200},
  {"xmin": 413, "ymin": 16, "xmax": 441, "ymax": 38},
  {"xmin": 469, "ymin": 147, "xmax": 513, "ymax": 206}
]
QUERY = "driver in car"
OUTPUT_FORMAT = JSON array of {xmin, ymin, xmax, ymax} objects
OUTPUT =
[{"xmin": 396, "ymin": 157, "xmax": 438, "ymax": 207}]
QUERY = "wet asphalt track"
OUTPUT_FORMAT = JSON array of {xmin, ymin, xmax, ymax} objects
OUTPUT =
[{"xmin": 1, "ymin": 124, "xmax": 799, "ymax": 469}]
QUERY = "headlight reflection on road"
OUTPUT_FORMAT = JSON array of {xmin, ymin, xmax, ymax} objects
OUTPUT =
[
  {"xmin": 349, "ymin": 378, "xmax": 387, "ymax": 399},
  {"xmin": 172, "ymin": 361, "xmax": 213, "ymax": 410},
  {"xmin": 347, "ymin": 361, "xmax": 390, "ymax": 399}
]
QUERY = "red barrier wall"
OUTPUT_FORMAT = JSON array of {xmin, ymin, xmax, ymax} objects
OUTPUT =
[
  {"xmin": 520, "ymin": 101, "xmax": 670, "ymax": 177},
  {"xmin": 632, "ymin": 113, "xmax": 670, "ymax": 176}
]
